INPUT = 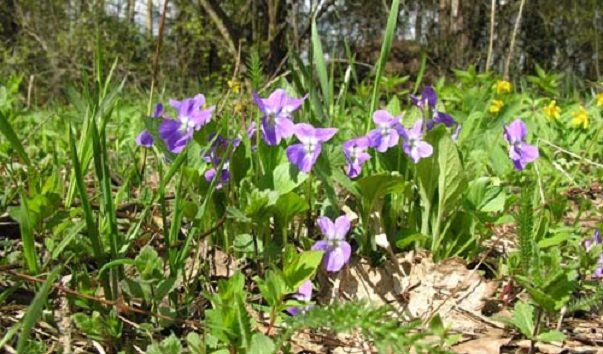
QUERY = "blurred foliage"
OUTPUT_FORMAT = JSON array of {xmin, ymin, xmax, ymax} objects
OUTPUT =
[{"xmin": 0, "ymin": 0, "xmax": 601, "ymax": 103}]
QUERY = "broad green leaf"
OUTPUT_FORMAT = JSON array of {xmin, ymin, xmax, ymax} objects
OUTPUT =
[
  {"xmin": 255, "ymin": 270, "xmax": 287, "ymax": 307},
  {"xmin": 146, "ymin": 333, "xmax": 182, "ymax": 354},
  {"xmin": 355, "ymin": 174, "xmax": 405, "ymax": 215},
  {"xmin": 248, "ymin": 333, "xmax": 275, "ymax": 354},
  {"xmin": 274, "ymin": 192, "xmax": 309, "ymax": 228},
  {"xmin": 537, "ymin": 330, "xmax": 565, "ymax": 343},
  {"xmin": 272, "ymin": 163, "xmax": 308, "ymax": 195},
  {"xmin": 437, "ymin": 135, "xmax": 467, "ymax": 214},
  {"xmin": 428, "ymin": 314, "xmax": 445, "ymax": 337},
  {"xmin": 283, "ymin": 249, "xmax": 323, "ymax": 291},
  {"xmin": 512, "ymin": 302, "xmax": 535, "ymax": 339},
  {"xmin": 244, "ymin": 188, "xmax": 278, "ymax": 220}
]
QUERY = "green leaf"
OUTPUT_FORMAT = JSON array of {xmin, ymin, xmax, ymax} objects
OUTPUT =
[
  {"xmin": 0, "ymin": 110, "xmax": 30, "ymax": 166},
  {"xmin": 366, "ymin": 0, "xmax": 400, "ymax": 133},
  {"xmin": 512, "ymin": 302, "xmax": 535, "ymax": 339},
  {"xmin": 185, "ymin": 333, "xmax": 204, "ymax": 354},
  {"xmin": 134, "ymin": 246, "xmax": 163, "ymax": 281},
  {"xmin": 282, "ymin": 249, "xmax": 323, "ymax": 292},
  {"xmin": 248, "ymin": 333, "xmax": 275, "ymax": 354},
  {"xmin": 311, "ymin": 17, "xmax": 331, "ymax": 113},
  {"xmin": 428, "ymin": 314, "xmax": 445, "ymax": 337},
  {"xmin": 9, "ymin": 193, "xmax": 39, "ymax": 274},
  {"xmin": 244, "ymin": 188, "xmax": 278, "ymax": 220},
  {"xmin": 537, "ymin": 330, "xmax": 565, "ymax": 343},
  {"xmin": 272, "ymin": 162, "xmax": 308, "ymax": 195},
  {"xmin": 146, "ymin": 333, "xmax": 182, "ymax": 354},
  {"xmin": 437, "ymin": 135, "xmax": 467, "ymax": 213},
  {"xmin": 274, "ymin": 192, "xmax": 309, "ymax": 228},
  {"xmin": 256, "ymin": 270, "xmax": 287, "ymax": 308},
  {"xmin": 17, "ymin": 268, "xmax": 60, "ymax": 354},
  {"xmin": 355, "ymin": 174, "xmax": 405, "ymax": 216}
]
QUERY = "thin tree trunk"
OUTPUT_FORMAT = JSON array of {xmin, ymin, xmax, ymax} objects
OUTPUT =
[
  {"xmin": 503, "ymin": 0, "xmax": 526, "ymax": 80},
  {"xmin": 127, "ymin": 0, "xmax": 136, "ymax": 23},
  {"xmin": 485, "ymin": 0, "xmax": 496, "ymax": 71},
  {"xmin": 147, "ymin": 0, "xmax": 153, "ymax": 39},
  {"xmin": 198, "ymin": 0, "xmax": 238, "ymax": 56},
  {"xmin": 593, "ymin": 4, "xmax": 600, "ymax": 80},
  {"xmin": 415, "ymin": 2, "xmax": 422, "ymax": 42}
]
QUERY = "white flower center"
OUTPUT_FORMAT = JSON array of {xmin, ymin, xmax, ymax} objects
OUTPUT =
[
  {"xmin": 349, "ymin": 146, "xmax": 360, "ymax": 162},
  {"xmin": 303, "ymin": 137, "xmax": 318, "ymax": 154},
  {"xmin": 327, "ymin": 237, "xmax": 340, "ymax": 249},
  {"xmin": 379, "ymin": 124, "xmax": 391, "ymax": 136},
  {"xmin": 180, "ymin": 116, "xmax": 196, "ymax": 133}
]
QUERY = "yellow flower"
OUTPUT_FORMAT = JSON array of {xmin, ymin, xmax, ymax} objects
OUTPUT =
[
  {"xmin": 228, "ymin": 79, "xmax": 241, "ymax": 94},
  {"xmin": 234, "ymin": 102, "xmax": 244, "ymax": 114},
  {"xmin": 597, "ymin": 93, "xmax": 603, "ymax": 107},
  {"xmin": 543, "ymin": 100, "xmax": 561, "ymax": 120},
  {"xmin": 571, "ymin": 105, "xmax": 589, "ymax": 129},
  {"xmin": 489, "ymin": 99, "xmax": 504, "ymax": 113},
  {"xmin": 494, "ymin": 80, "xmax": 512, "ymax": 94}
]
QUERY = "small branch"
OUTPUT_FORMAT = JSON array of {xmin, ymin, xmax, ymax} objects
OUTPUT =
[{"xmin": 0, "ymin": 268, "xmax": 203, "ymax": 329}]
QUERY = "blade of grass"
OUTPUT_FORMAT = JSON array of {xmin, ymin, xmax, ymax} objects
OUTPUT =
[
  {"xmin": 311, "ymin": 17, "xmax": 331, "ymax": 118},
  {"xmin": 90, "ymin": 119, "xmax": 120, "ymax": 259},
  {"xmin": 0, "ymin": 111, "xmax": 31, "ymax": 166},
  {"xmin": 366, "ymin": 0, "xmax": 400, "ymax": 133},
  {"xmin": 16, "ymin": 192, "xmax": 39, "ymax": 274},
  {"xmin": 68, "ymin": 125, "xmax": 113, "ymax": 300},
  {"xmin": 16, "ymin": 268, "xmax": 59, "ymax": 354},
  {"xmin": 412, "ymin": 51, "xmax": 428, "ymax": 94}
]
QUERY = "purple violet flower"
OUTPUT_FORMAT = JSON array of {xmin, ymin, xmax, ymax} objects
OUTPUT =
[
  {"xmin": 203, "ymin": 134, "xmax": 241, "ymax": 189},
  {"xmin": 311, "ymin": 215, "xmax": 352, "ymax": 272},
  {"xmin": 286, "ymin": 123, "xmax": 337, "ymax": 173},
  {"xmin": 136, "ymin": 103, "xmax": 164, "ymax": 148},
  {"xmin": 159, "ymin": 94, "xmax": 214, "ymax": 153},
  {"xmin": 410, "ymin": 86, "xmax": 437, "ymax": 110},
  {"xmin": 410, "ymin": 86, "xmax": 457, "ymax": 131},
  {"xmin": 400, "ymin": 119, "xmax": 433, "ymax": 164},
  {"xmin": 585, "ymin": 230, "xmax": 603, "ymax": 278},
  {"xmin": 503, "ymin": 119, "xmax": 539, "ymax": 171},
  {"xmin": 286, "ymin": 280, "xmax": 313, "ymax": 316},
  {"xmin": 343, "ymin": 137, "xmax": 371, "ymax": 178},
  {"xmin": 253, "ymin": 89, "xmax": 306, "ymax": 145},
  {"xmin": 367, "ymin": 110, "xmax": 402, "ymax": 152}
]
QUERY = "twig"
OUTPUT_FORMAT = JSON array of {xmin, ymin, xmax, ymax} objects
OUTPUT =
[{"xmin": 0, "ymin": 268, "xmax": 203, "ymax": 329}]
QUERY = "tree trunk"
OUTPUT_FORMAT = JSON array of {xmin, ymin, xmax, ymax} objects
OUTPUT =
[
  {"xmin": 198, "ymin": 0, "xmax": 238, "ymax": 56},
  {"xmin": 147, "ymin": 0, "xmax": 153, "ymax": 39},
  {"xmin": 127, "ymin": 0, "xmax": 136, "ymax": 23}
]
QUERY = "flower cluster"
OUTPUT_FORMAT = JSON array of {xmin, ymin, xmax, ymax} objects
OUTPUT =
[
  {"xmin": 339, "ymin": 86, "xmax": 458, "ymax": 178},
  {"xmin": 136, "ymin": 94, "xmax": 215, "ymax": 153},
  {"xmin": 203, "ymin": 134, "xmax": 241, "ymax": 189},
  {"xmin": 585, "ymin": 230, "xmax": 603, "ymax": 278},
  {"xmin": 490, "ymin": 80, "xmax": 512, "ymax": 115}
]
